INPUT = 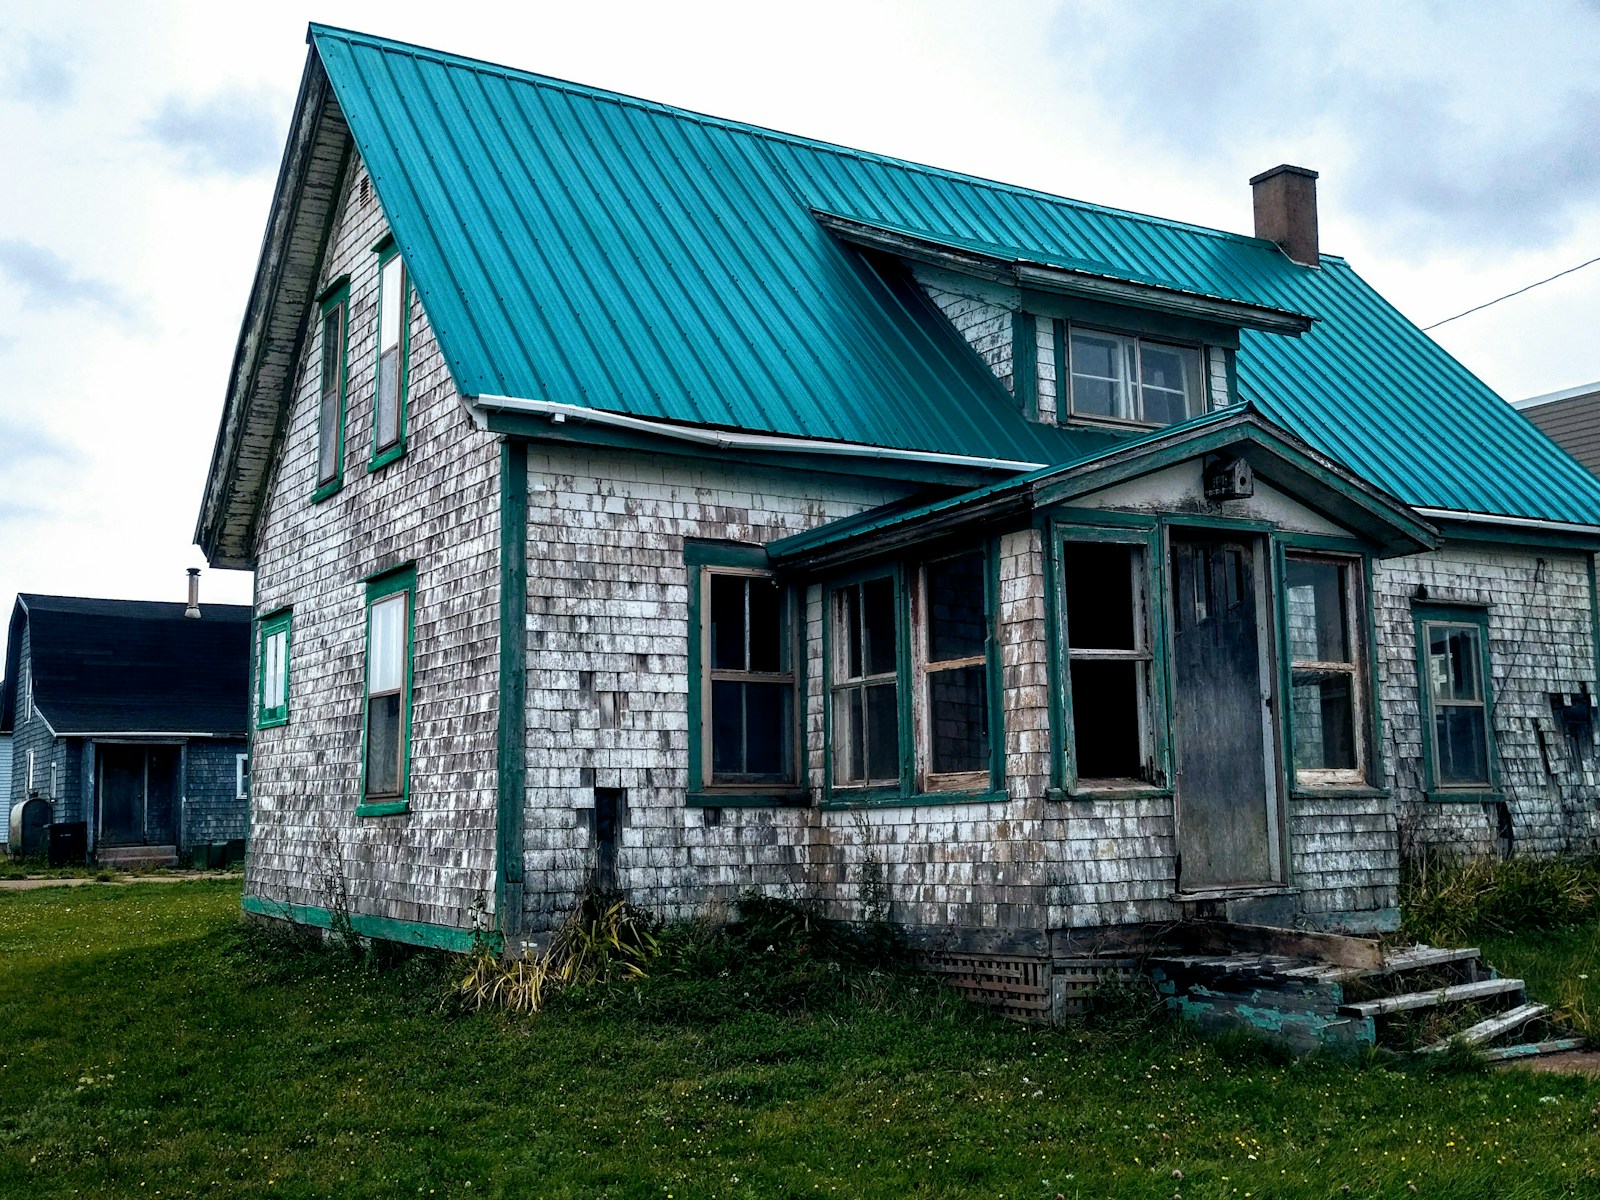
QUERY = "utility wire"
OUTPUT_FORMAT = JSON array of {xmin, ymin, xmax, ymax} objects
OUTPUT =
[{"xmin": 1422, "ymin": 254, "xmax": 1600, "ymax": 331}]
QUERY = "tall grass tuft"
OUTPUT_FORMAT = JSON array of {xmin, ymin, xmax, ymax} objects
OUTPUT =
[{"xmin": 1402, "ymin": 853, "xmax": 1600, "ymax": 944}]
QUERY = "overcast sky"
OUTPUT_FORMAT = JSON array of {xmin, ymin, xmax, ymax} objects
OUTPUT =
[{"xmin": 2, "ymin": 0, "xmax": 1599, "ymax": 666}]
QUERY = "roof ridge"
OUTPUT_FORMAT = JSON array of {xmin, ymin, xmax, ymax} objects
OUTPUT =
[{"xmin": 307, "ymin": 23, "xmax": 1291, "ymax": 256}]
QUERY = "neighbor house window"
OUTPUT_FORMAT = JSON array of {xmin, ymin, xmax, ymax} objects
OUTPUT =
[
  {"xmin": 1065, "ymin": 326, "xmax": 1202, "ymax": 426},
  {"xmin": 256, "ymin": 610, "xmax": 291, "ymax": 729},
  {"xmin": 1415, "ymin": 604, "xmax": 1496, "ymax": 795},
  {"xmin": 314, "ymin": 281, "xmax": 349, "ymax": 500},
  {"xmin": 22, "ymin": 664, "xmax": 30, "ymax": 724},
  {"xmin": 826, "ymin": 546, "xmax": 997, "ymax": 798},
  {"xmin": 1286, "ymin": 555, "xmax": 1366, "ymax": 784},
  {"xmin": 362, "ymin": 567, "xmax": 415, "ymax": 811},
  {"xmin": 371, "ymin": 245, "xmax": 408, "ymax": 470},
  {"xmin": 235, "ymin": 754, "xmax": 250, "ymax": 801},
  {"xmin": 1060, "ymin": 538, "xmax": 1157, "ymax": 786}
]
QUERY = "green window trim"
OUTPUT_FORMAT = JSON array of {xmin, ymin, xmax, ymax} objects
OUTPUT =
[
  {"xmin": 1279, "ymin": 548, "xmax": 1373, "ymax": 789},
  {"xmin": 363, "ymin": 565, "xmax": 417, "ymax": 811},
  {"xmin": 1413, "ymin": 601, "xmax": 1500, "ymax": 798},
  {"xmin": 684, "ymin": 540, "xmax": 803, "ymax": 803},
  {"xmin": 820, "ymin": 540, "xmax": 1003, "ymax": 807},
  {"xmin": 255, "ymin": 609, "xmax": 292, "ymax": 729},
  {"xmin": 368, "ymin": 242, "xmax": 410, "ymax": 474},
  {"xmin": 313, "ymin": 281, "xmax": 351, "ymax": 503}
]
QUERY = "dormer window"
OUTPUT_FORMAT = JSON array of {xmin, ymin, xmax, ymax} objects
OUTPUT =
[{"xmin": 1068, "ymin": 330, "xmax": 1203, "ymax": 427}]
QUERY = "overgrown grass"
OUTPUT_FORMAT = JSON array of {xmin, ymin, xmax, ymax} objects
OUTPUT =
[{"xmin": 3, "ymin": 881, "xmax": 1599, "ymax": 1198}]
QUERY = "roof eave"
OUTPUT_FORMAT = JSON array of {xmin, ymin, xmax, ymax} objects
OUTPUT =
[{"xmin": 814, "ymin": 211, "xmax": 1316, "ymax": 336}]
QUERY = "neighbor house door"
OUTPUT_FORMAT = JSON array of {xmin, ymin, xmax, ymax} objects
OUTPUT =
[
  {"xmin": 1169, "ymin": 531, "xmax": 1281, "ymax": 890},
  {"xmin": 97, "ymin": 745, "xmax": 180, "ymax": 846}
]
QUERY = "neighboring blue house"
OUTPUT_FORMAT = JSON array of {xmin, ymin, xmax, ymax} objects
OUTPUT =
[
  {"xmin": 198, "ymin": 27, "xmax": 1600, "ymax": 968},
  {"xmin": 1, "ymin": 589, "xmax": 251, "ymax": 866}
]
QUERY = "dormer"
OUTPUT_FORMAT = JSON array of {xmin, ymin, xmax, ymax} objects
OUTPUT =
[{"xmin": 815, "ymin": 200, "xmax": 1316, "ymax": 435}]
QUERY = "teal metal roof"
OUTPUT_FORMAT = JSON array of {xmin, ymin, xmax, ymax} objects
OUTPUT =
[{"xmin": 311, "ymin": 25, "xmax": 1600, "ymax": 526}]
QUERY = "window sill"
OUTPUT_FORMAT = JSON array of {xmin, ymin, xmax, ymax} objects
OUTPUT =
[
  {"xmin": 1425, "ymin": 789, "xmax": 1503, "ymax": 804},
  {"xmin": 356, "ymin": 800, "xmax": 410, "ymax": 818},
  {"xmin": 821, "ymin": 788, "xmax": 1007, "ymax": 811},
  {"xmin": 256, "ymin": 714, "xmax": 288, "ymax": 730},
  {"xmin": 1048, "ymin": 783, "xmax": 1171, "ymax": 802},
  {"xmin": 1289, "ymin": 785, "xmax": 1390, "ymax": 800},
  {"xmin": 687, "ymin": 790, "xmax": 807, "ymax": 809},
  {"xmin": 311, "ymin": 479, "xmax": 343, "ymax": 505},
  {"xmin": 367, "ymin": 443, "xmax": 406, "ymax": 474}
]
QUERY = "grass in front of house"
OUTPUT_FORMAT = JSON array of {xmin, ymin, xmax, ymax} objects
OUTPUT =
[
  {"xmin": 2, "ymin": 882, "xmax": 1598, "ymax": 1199},
  {"xmin": 1480, "ymin": 923, "xmax": 1600, "ymax": 1039}
]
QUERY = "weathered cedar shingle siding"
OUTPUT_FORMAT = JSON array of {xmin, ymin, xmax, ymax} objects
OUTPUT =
[{"xmin": 247, "ymin": 154, "xmax": 501, "ymax": 930}]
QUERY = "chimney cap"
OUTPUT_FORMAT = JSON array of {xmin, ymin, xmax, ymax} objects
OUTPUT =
[{"xmin": 1250, "ymin": 163, "xmax": 1319, "ymax": 186}]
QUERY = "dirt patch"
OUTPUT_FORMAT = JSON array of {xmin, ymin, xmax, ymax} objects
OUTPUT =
[{"xmin": 0, "ymin": 873, "xmax": 236, "ymax": 892}]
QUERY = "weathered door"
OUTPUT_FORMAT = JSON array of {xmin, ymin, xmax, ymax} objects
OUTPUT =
[
  {"xmin": 145, "ymin": 747, "xmax": 180, "ymax": 845},
  {"xmin": 1169, "ymin": 531, "xmax": 1278, "ymax": 889},
  {"xmin": 100, "ymin": 745, "xmax": 145, "ymax": 846}
]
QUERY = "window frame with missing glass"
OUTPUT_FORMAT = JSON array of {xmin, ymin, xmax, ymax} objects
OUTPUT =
[
  {"xmin": 684, "ymin": 541, "xmax": 802, "ymax": 807},
  {"xmin": 1413, "ymin": 601, "xmax": 1500, "ymax": 802},
  {"xmin": 368, "ymin": 237, "xmax": 410, "ymax": 473},
  {"xmin": 1049, "ymin": 517, "xmax": 1170, "ymax": 796},
  {"xmin": 256, "ymin": 608, "xmax": 292, "ymax": 730},
  {"xmin": 360, "ymin": 564, "xmax": 416, "ymax": 816},
  {"xmin": 1282, "ymin": 550, "xmax": 1370, "ymax": 788},
  {"xmin": 312, "ymin": 275, "xmax": 350, "ymax": 503},
  {"xmin": 821, "ymin": 541, "xmax": 1003, "ymax": 807}
]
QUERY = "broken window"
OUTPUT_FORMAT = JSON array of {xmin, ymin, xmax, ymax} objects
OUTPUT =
[
  {"xmin": 832, "ymin": 575, "xmax": 901, "ymax": 787},
  {"xmin": 921, "ymin": 549, "xmax": 990, "ymax": 784},
  {"xmin": 1061, "ymin": 540, "xmax": 1154, "ymax": 784},
  {"xmin": 1286, "ymin": 555, "xmax": 1364, "ymax": 782},
  {"xmin": 315, "ymin": 286, "xmax": 347, "ymax": 497},
  {"xmin": 372, "ymin": 247, "xmax": 408, "ymax": 464},
  {"xmin": 1417, "ymin": 607, "xmax": 1495, "ymax": 791},
  {"xmin": 363, "ymin": 569, "xmax": 415, "ymax": 805},
  {"xmin": 706, "ymin": 570, "xmax": 795, "ymax": 785},
  {"xmin": 256, "ymin": 609, "xmax": 291, "ymax": 729}
]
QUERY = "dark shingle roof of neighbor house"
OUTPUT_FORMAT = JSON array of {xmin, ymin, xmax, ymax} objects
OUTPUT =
[{"xmin": 1, "ymin": 595, "xmax": 250, "ymax": 737}]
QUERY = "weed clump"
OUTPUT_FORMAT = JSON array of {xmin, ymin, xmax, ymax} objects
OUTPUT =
[{"xmin": 1402, "ymin": 853, "xmax": 1600, "ymax": 944}]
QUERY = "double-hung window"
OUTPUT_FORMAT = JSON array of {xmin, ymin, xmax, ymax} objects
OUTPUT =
[
  {"xmin": 370, "ymin": 244, "xmax": 409, "ymax": 471},
  {"xmin": 1059, "ymin": 537, "xmax": 1159, "ymax": 787},
  {"xmin": 362, "ymin": 568, "xmax": 415, "ymax": 813},
  {"xmin": 256, "ymin": 610, "xmax": 291, "ymax": 729},
  {"xmin": 1285, "ymin": 555, "xmax": 1367, "ymax": 784},
  {"xmin": 1415, "ymin": 604, "xmax": 1496, "ymax": 796},
  {"xmin": 1066, "ymin": 328, "xmax": 1203, "ymax": 427},
  {"xmin": 826, "ymin": 545, "xmax": 998, "ymax": 800},
  {"xmin": 314, "ymin": 280, "xmax": 349, "ymax": 501}
]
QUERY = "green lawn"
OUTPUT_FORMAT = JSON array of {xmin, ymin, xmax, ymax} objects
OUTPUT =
[{"xmin": 1, "ymin": 882, "xmax": 1597, "ymax": 1199}]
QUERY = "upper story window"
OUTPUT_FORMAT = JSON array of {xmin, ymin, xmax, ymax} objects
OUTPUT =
[
  {"xmin": 363, "ymin": 569, "xmax": 415, "ymax": 811},
  {"xmin": 1066, "ymin": 328, "xmax": 1203, "ymax": 426},
  {"xmin": 256, "ymin": 609, "xmax": 291, "ymax": 729},
  {"xmin": 314, "ymin": 281, "xmax": 349, "ymax": 501},
  {"xmin": 370, "ymin": 244, "xmax": 409, "ymax": 472}
]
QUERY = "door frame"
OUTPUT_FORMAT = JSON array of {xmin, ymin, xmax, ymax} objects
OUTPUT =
[
  {"xmin": 1164, "ymin": 524, "xmax": 1287, "ymax": 890},
  {"xmin": 93, "ymin": 739, "xmax": 186, "ymax": 848}
]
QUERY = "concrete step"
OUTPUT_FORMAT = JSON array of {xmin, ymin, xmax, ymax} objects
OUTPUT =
[
  {"xmin": 1340, "ymin": 976, "xmax": 1525, "ymax": 1019},
  {"xmin": 1422, "ymin": 1002, "xmax": 1549, "ymax": 1051},
  {"xmin": 1481, "ymin": 1037, "xmax": 1588, "ymax": 1062},
  {"xmin": 96, "ymin": 844, "xmax": 179, "ymax": 869}
]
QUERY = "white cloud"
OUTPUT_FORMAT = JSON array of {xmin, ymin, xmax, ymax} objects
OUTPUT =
[{"xmin": 146, "ymin": 84, "xmax": 290, "ymax": 177}]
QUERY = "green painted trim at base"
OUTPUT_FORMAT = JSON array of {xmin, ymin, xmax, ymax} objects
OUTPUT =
[
  {"xmin": 687, "ymin": 791, "xmax": 808, "ymax": 809},
  {"xmin": 241, "ymin": 894, "xmax": 478, "ymax": 952},
  {"xmin": 821, "ymin": 788, "xmax": 1008, "ymax": 811},
  {"xmin": 355, "ymin": 800, "xmax": 410, "ymax": 817},
  {"xmin": 1289, "ymin": 786, "xmax": 1391, "ymax": 800},
  {"xmin": 1425, "ymin": 790, "xmax": 1503, "ymax": 804}
]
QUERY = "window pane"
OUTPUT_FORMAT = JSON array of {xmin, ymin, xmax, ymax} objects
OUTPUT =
[
  {"xmin": 747, "ymin": 577, "xmax": 784, "ymax": 672},
  {"xmin": 369, "ymin": 594, "xmax": 406, "ymax": 694},
  {"xmin": 1138, "ymin": 342, "xmax": 1200, "ymax": 425},
  {"xmin": 929, "ymin": 665, "xmax": 988, "ymax": 774},
  {"xmin": 865, "ymin": 682, "xmax": 899, "ymax": 781},
  {"xmin": 710, "ymin": 680, "xmax": 792, "ymax": 780},
  {"xmin": 862, "ymin": 577, "xmax": 897, "ymax": 676},
  {"xmin": 1292, "ymin": 671, "xmax": 1356, "ymax": 770},
  {"xmin": 263, "ymin": 629, "xmax": 287, "ymax": 711},
  {"xmin": 1070, "ymin": 659, "xmax": 1144, "ymax": 779},
  {"xmin": 711, "ymin": 680, "xmax": 744, "ymax": 775},
  {"xmin": 1070, "ymin": 331, "xmax": 1129, "ymax": 419},
  {"xmin": 1436, "ymin": 706, "xmax": 1489, "ymax": 786},
  {"xmin": 1063, "ymin": 542, "xmax": 1138, "ymax": 650},
  {"xmin": 380, "ymin": 256, "xmax": 404, "ymax": 353},
  {"xmin": 840, "ymin": 687, "xmax": 866, "ymax": 781},
  {"xmin": 1428, "ymin": 625, "xmax": 1483, "ymax": 702},
  {"xmin": 1286, "ymin": 559, "xmax": 1350, "ymax": 664},
  {"xmin": 839, "ymin": 587, "xmax": 863, "ymax": 679},
  {"xmin": 367, "ymin": 693, "xmax": 402, "ymax": 795},
  {"xmin": 926, "ymin": 551, "xmax": 986, "ymax": 662},
  {"xmin": 320, "ymin": 306, "xmax": 342, "ymax": 392},
  {"xmin": 376, "ymin": 348, "xmax": 400, "ymax": 449},
  {"xmin": 710, "ymin": 575, "xmax": 746, "ymax": 670}
]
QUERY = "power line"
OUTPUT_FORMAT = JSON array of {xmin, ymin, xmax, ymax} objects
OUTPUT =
[{"xmin": 1422, "ymin": 254, "xmax": 1600, "ymax": 331}]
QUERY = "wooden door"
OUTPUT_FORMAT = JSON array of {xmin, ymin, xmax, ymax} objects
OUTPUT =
[
  {"xmin": 99, "ymin": 745, "xmax": 145, "ymax": 846},
  {"xmin": 1169, "ymin": 532, "xmax": 1277, "ymax": 889}
]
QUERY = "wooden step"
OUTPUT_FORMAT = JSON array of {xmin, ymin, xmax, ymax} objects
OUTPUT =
[
  {"xmin": 96, "ymin": 844, "xmax": 179, "ymax": 869},
  {"xmin": 1339, "ymin": 977, "xmax": 1524, "ymax": 1018},
  {"xmin": 1381, "ymin": 945, "xmax": 1483, "ymax": 974},
  {"xmin": 1481, "ymin": 1037, "xmax": 1588, "ymax": 1062},
  {"xmin": 1422, "ymin": 1002, "xmax": 1549, "ymax": 1051}
]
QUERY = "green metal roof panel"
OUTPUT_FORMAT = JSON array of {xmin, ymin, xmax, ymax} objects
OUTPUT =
[{"xmin": 309, "ymin": 25, "xmax": 1600, "ymax": 526}]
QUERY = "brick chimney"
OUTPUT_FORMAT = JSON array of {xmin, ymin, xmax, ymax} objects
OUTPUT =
[{"xmin": 1250, "ymin": 164, "xmax": 1320, "ymax": 267}]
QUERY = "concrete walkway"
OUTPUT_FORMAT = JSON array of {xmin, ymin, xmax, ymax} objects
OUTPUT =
[{"xmin": 0, "ymin": 872, "xmax": 237, "ymax": 892}]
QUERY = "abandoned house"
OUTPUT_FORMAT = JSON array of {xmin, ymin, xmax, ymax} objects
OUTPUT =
[
  {"xmin": 197, "ymin": 26, "xmax": 1600, "ymax": 965},
  {"xmin": 1, "ymin": 585, "xmax": 251, "ymax": 866}
]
